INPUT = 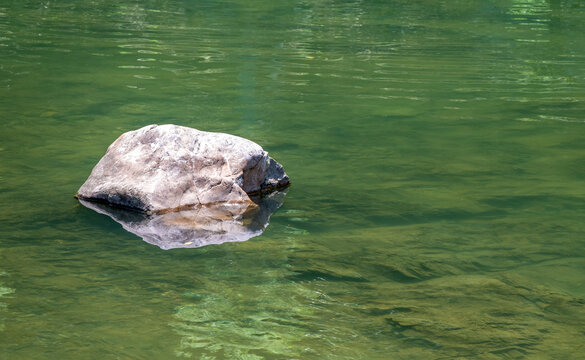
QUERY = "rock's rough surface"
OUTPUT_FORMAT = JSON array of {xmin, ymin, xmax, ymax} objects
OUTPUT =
[{"xmin": 76, "ymin": 124, "xmax": 289, "ymax": 213}]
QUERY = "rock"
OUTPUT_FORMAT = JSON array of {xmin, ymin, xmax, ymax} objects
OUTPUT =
[
  {"xmin": 78, "ymin": 190, "xmax": 287, "ymax": 249},
  {"xmin": 76, "ymin": 124, "xmax": 290, "ymax": 213}
]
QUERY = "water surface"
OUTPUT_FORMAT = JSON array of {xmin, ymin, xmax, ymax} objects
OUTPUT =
[{"xmin": 1, "ymin": 0, "xmax": 585, "ymax": 359}]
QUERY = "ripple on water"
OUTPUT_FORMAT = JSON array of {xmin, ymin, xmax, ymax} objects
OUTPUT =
[
  {"xmin": 167, "ymin": 238, "xmax": 585, "ymax": 359},
  {"xmin": 171, "ymin": 280, "xmax": 317, "ymax": 358},
  {"xmin": 1, "ymin": 0, "xmax": 585, "ymax": 359},
  {"xmin": 0, "ymin": 271, "xmax": 15, "ymax": 333}
]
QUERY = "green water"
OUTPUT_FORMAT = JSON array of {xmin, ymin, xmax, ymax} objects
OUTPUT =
[{"xmin": 1, "ymin": 0, "xmax": 585, "ymax": 358}]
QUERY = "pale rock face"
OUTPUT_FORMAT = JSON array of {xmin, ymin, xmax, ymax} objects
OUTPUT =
[{"xmin": 76, "ymin": 124, "xmax": 289, "ymax": 213}]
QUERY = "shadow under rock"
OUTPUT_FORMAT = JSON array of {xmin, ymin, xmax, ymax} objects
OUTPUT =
[{"xmin": 79, "ymin": 190, "xmax": 287, "ymax": 250}]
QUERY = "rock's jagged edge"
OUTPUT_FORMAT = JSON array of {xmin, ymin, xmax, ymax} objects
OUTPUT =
[{"xmin": 250, "ymin": 157, "xmax": 291, "ymax": 196}]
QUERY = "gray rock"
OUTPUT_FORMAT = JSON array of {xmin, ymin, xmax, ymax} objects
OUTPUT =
[
  {"xmin": 76, "ymin": 124, "xmax": 289, "ymax": 213},
  {"xmin": 78, "ymin": 190, "xmax": 286, "ymax": 249}
]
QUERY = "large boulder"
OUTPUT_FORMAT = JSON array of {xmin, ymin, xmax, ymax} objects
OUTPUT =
[{"xmin": 76, "ymin": 124, "xmax": 290, "ymax": 213}]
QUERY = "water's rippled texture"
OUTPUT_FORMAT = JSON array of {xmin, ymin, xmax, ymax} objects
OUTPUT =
[{"xmin": 1, "ymin": 0, "xmax": 585, "ymax": 358}]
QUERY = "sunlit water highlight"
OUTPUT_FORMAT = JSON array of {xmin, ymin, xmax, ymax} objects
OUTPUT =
[{"xmin": 1, "ymin": 0, "xmax": 585, "ymax": 359}]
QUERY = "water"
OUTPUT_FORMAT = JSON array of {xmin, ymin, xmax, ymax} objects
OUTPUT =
[{"xmin": 1, "ymin": 0, "xmax": 585, "ymax": 358}]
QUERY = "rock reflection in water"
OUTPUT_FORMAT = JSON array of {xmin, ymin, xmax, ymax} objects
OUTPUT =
[{"xmin": 79, "ymin": 190, "xmax": 287, "ymax": 250}]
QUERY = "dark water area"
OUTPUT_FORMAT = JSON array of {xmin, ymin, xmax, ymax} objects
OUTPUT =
[{"xmin": 1, "ymin": 0, "xmax": 585, "ymax": 358}]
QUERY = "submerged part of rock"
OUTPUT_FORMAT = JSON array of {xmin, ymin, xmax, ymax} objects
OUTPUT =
[
  {"xmin": 76, "ymin": 124, "xmax": 290, "ymax": 248},
  {"xmin": 76, "ymin": 124, "xmax": 290, "ymax": 213},
  {"xmin": 79, "ymin": 190, "xmax": 287, "ymax": 249}
]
